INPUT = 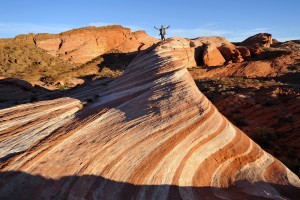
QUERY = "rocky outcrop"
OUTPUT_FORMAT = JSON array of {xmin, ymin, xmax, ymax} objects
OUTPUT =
[
  {"xmin": 0, "ymin": 26, "xmax": 159, "ymax": 64},
  {"xmin": 237, "ymin": 46, "xmax": 251, "ymax": 59},
  {"xmin": 241, "ymin": 33, "xmax": 273, "ymax": 47},
  {"xmin": 190, "ymin": 36, "xmax": 246, "ymax": 66},
  {"xmin": 217, "ymin": 43, "xmax": 236, "ymax": 61},
  {"xmin": 34, "ymin": 26, "xmax": 159, "ymax": 63},
  {"xmin": 203, "ymin": 43, "xmax": 226, "ymax": 66},
  {"xmin": 0, "ymin": 38, "xmax": 299, "ymax": 199},
  {"xmin": 0, "ymin": 26, "xmax": 159, "ymax": 89},
  {"xmin": 232, "ymin": 49, "xmax": 244, "ymax": 63},
  {"xmin": 190, "ymin": 48, "xmax": 300, "ymax": 79},
  {"xmin": 249, "ymin": 44, "xmax": 262, "ymax": 56},
  {"xmin": 191, "ymin": 36, "xmax": 233, "ymax": 47}
]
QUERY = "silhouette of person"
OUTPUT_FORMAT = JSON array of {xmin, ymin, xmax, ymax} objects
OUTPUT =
[{"xmin": 154, "ymin": 25, "xmax": 170, "ymax": 41}]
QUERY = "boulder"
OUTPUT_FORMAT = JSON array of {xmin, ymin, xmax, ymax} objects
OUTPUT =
[
  {"xmin": 203, "ymin": 43, "xmax": 226, "ymax": 66},
  {"xmin": 192, "ymin": 36, "xmax": 236, "ymax": 65},
  {"xmin": 217, "ymin": 43, "xmax": 236, "ymax": 61},
  {"xmin": 232, "ymin": 50, "xmax": 244, "ymax": 63},
  {"xmin": 249, "ymin": 44, "xmax": 262, "ymax": 56},
  {"xmin": 237, "ymin": 46, "xmax": 251, "ymax": 60},
  {"xmin": 240, "ymin": 33, "xmax": 273, "ymax": 47}
]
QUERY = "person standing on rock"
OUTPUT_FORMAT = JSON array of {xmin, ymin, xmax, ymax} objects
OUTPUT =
[{"xmin": 154, "ymin": 25, "xmax": 170, "ymax": 41}]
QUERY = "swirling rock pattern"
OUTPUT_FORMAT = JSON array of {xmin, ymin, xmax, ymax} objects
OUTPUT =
[{"xmin": 0, "ymin": 38, "xmax": 299, "ymax": 199}]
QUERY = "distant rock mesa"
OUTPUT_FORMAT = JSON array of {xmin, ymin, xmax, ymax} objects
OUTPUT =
[{"xmin": 14, "ymin": 25, "xmax": 159, "ymax": 64}]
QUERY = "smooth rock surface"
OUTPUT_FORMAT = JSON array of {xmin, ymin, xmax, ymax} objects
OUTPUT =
[
  {"xmin": 203, "ymin": 43, "xmax": 226, "ymax": 66},
  {"xmin": 0, "ymin": 38, "xmax": 299, "ymax": 200}
]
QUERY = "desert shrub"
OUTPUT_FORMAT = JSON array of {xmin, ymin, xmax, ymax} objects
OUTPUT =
[
  {"xmin": 279, "ymin": 115, "xmax": 296, "ymax": 123},
  {"xmin": 86, "ymin": 98, "xmax": 94, "ymax": 103},
  {"xmin": 251, "ymin": 127, "xmax": 279, "ymax": 148},
  {"xmin": 228, "ymin": 110, "xmax": 248, "ymax": 127},
  {"xmin": 98, "ymin": 67, "xmax": 123, "ymax": 78},
  {"xmin": 234, "ymin": 117, "xmax": 248, "ymax": 126},
  {"xmin": 264, "ymin": 98, "xmax": 280, "ymax": 106},
  {"xmin": 209, "ymin": 87, "xmax": 216, "ymax": 92},
  {"xmin": 287, "ymin": 65, "xmax": 299, "ymax": 71},
  {"xmin": 57, "ymin": 84, "xmax": 66, "ymax": 90},
  {"xmin": 81, "ymin": 95, "xmax": 100, "ymax": 107},
  {"xmin": 227, "ymin": 91, "xmax": 236, "ymax": 95},
  {"xmin": 231, "ymin": 109, "xmax": 241, "ymax": 114}
]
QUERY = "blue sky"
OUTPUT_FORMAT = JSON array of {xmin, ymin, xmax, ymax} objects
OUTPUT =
[{"xmin": 0, "ymin": 0, "xmax": 299, "ymax": 41}]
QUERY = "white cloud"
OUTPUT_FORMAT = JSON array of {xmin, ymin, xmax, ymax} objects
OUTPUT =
[
  {"xmin": 88, "ymin": 22, "xmax": 269, "ymax": 41},
  {"xmin": 165, "ymin": 26, "xmax": 276, "ymax": 42},
  {"xmin": 275, "ymin": 37, "xmax": 299, "ymax": 42},
  {"xmin": 89, "ymin": 23, "xmax": 279, "ymax": 42},
  {"xmin": 168, "ymin": 28, "xmax": 233, "ymax": 39},
  {"xmin": 0, "ymin": 22, "xmax": 147, "ymax": 38},
  {"xmin": 0, "ymin": 23, "xmax": 75, "ymax": 38},
  {"xmin": 1, "ymin": 22, "xmax": 296, "ymax": 42},
  {"xmin": 225, "ymin": 28, "xmax": 274, "ymax": 42}
]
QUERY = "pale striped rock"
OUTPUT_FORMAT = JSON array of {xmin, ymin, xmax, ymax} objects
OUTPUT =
[{"xmin": 0, "ymin": 38, "xmax": 299, "ymax": 200}]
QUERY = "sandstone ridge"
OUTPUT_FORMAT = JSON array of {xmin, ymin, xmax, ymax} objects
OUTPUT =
[
  {"xmin": 0, "ymin": 38, "xmax": 299, "ymax": 199},
  {"xmin": 1, "ymin": 25, "xmax": 159, "ymax": 64}
]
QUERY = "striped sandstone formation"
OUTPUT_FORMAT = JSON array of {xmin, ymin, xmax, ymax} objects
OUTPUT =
[{"xmin": 0, "ymin": 38, "xmax": 299, "ymax": 199}]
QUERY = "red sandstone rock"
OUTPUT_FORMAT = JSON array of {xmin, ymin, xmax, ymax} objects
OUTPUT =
[
  {"xmin": 249, "ymin": 44, "xmax": 262, "ymax": 56},
  {"xmin": 217, "ymin": 43, "xmax": 236, "ymax": 61},
  {"xmin": 203, "ymin": 43, "xmax": 226, "ymax": 66},
  {"xmin": 168, "ymin": 37, "xmax": 198, "ymax": 68},
  {"xmin": 192, "ymin": 36, "xmax": 233, "ymax": 47},
  {"xmin": 241, "ymin": 33, "xmax": 273, "ymax": 47},
  {"xmin": 191, "ymin": 37, "xmax": 239, "ymax": 65},
  {"xmin": 34, "ymin": 36, "xmax": 61, "ymax": 55},
  {"xmin": 189, "ymin": 40, "xmax": 203, "ymax": 48},
  {"xmin": 232, "ymin": 49, "xmax": 244, "ymax": 63},
  {"xmin": 34, "ymin": 26, "xmax": 159, "ymax": 64},
  {"xmin": 190, "ymin": 50, "xmax": 300, "ymax": 79},
  {"xmin": 0, "ymin": 38, "xmax": 299, "ymax": 199},
  {"xmin": 237, "ymin": 46, "xmax": 251, "ymax": 59}
]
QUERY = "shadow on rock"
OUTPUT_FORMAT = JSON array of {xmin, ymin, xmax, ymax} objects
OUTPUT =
[{"xmin": 0, "ymin": 171, "xmax": 299, "ymax": 200}]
